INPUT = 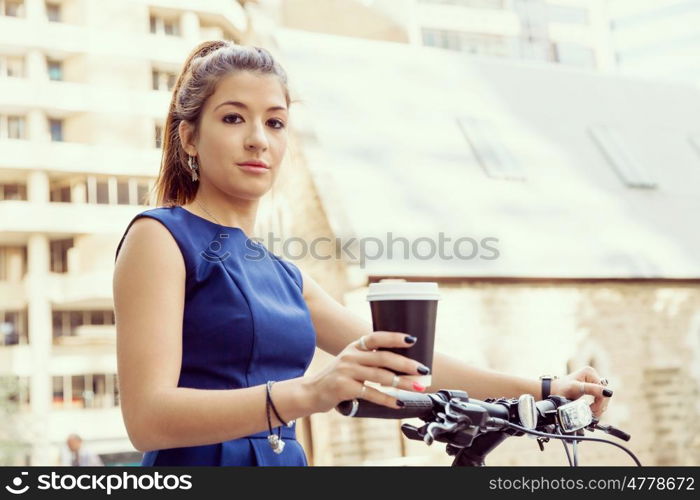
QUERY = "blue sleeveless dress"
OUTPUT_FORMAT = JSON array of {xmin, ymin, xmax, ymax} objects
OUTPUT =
[{"xmin": 114, "ymin": 205, "xmax": 317, "ymax": 466}]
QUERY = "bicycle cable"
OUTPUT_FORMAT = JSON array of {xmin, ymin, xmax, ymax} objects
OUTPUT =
[{"xmin": 488, "ymin": 419, "xmax": 642, "ymax": 466}]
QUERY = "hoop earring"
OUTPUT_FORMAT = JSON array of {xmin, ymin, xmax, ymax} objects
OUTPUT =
[{"xmin": 188, "ymin": 155, "xmax": 199, "ymax": 182}]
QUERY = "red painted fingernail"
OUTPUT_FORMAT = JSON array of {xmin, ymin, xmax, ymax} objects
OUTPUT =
[{"xmin": 412, "ymin": 381, "xmax": 425, "ymax": 392}]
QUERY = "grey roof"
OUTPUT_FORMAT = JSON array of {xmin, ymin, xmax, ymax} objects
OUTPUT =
[{"xmin": 275, "ymin": 29, "xmax": 700, "ymax": 279}]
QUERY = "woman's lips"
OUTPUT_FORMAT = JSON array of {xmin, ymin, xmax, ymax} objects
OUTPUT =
[{"xmin": 236, "ymin": 163, "xmax": 270, "ymax": 173}]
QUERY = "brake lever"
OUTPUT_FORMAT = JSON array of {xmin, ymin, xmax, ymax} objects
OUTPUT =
[
  {"xmin": 594, "ymin": 423, "xmax": 631, "ymax": 442},
  {"xmin": 425, "ymin": 419, "xmax": 459, "ymax": 445}
]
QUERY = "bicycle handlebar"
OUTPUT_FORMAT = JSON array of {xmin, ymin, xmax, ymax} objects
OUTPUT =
[
  {"xmin": 336, "ymin": 390, "xmax": 435, "ymax": 419},
  {"xmin": 336, "ymin": 389, "xmax": 554, "ymax": 422},
  {"xmin": 335, "ymin": 388, "xmax": 639, "ymax": 466}
]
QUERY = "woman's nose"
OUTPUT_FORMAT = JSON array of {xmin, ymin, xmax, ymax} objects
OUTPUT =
[{"xmin": 244, "ymin": 123, "xmax": 268, "ymax": 151}]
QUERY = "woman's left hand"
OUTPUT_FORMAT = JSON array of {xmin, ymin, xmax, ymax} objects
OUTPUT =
[{"xmin": 551, "ymin": 366, "xmax": 613, "ymax": 418}]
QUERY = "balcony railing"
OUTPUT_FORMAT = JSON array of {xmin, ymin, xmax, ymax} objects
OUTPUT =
[
  {"xmin": 54, "ymin": 325, "xmax": 115, "ymax": 346},
  {"xmin": 0, "ymin": 345, "xmax": 32, "ymax": 374},
  {"xmin": 0, "ymin": 201, "xmax": 147, "ymax": 235},
  {"xmin": 0, "ymin": 140, "xmax": 162, "ymax": 177}
]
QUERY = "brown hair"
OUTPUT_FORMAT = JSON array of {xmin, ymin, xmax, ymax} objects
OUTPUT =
[{"xmin": 152, "ymin": 40, "xmax": 290, "ymax": 207}]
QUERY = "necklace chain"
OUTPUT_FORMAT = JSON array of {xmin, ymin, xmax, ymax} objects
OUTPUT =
[
  {"xmin": 193, "ymin": 198, "xmax": 259, "ymax": 246},
  {"xmin": 195, "ymin": 198, "xmax": 223, "ymax": 227}
]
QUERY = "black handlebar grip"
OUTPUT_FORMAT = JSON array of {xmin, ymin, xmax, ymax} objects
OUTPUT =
[
  {"xmin": 336, "ymin": 391, "xmax": 434, "ymax": 419},
  {"xmin": 606, "ymin": 426, "xmax": 631, "ymax": 442},
  {"xmin": 535, "ymin": 398, "xmax": 558, "ymax": 411}
]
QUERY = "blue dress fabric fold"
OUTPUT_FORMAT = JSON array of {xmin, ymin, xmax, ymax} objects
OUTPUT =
[{"xmin": 115, "ymin": 205, "xmax": 317, "ymax": 466}]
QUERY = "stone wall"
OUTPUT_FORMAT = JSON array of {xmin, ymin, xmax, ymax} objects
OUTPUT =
[{"xmin": 308, "ymin": 280, "xmax": 700, "ymax": 466}]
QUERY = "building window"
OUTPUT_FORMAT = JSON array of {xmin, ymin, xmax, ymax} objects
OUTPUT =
[
  {"xmin": 1, "ymin": 0, "xmax": 25, "ymax": 17},
  {"xmin": 0, "ymin": 246, "xmax": 27, "ymax": 282},
  {"xmin": 553, "ymin": 43, "xmax": 596, "ymax": 68},
  {"xmin": 457, "ymin": 116, "xmax": 526, "ymax": 180},
  {"xmin": 2, "ymin": 115, "xmax": 26, "ymax": 139},
  {"xmin": 49, "ymin": 118, "xmax": 63, "ymax": 142},
  {"xmin": 47, "ymin": 59, "xmax": 62, "ymax": 81},
  {"xmin": 52, "ymin": 373, "xmax": 118, "ymax": 409},
  {"xmin": 49, "ymin": 183, "xmax": 71, "ymax": 202},
  {"xmin": 52, "ymin": 310, "xmax": 115, "ymax": 341},
  {"xmin": 0, "ymin": 183, "xmax": 27, "ymax": 200},
  {"xmin": 87, "ymin": 176, "xmax": 109, "ymax": 204},
  {"xmin": 151, "ymin": 69, "xmax": 177, "ymax": 91},
  {"xmin": 137, "ymin": 180, "xmax": 151, "ymax": 205},
  {"xmin": 52, "ymin": 376, "xmax": 63, "ymax": 407},
  {"xmin": 421, "ymin": 28, "xmax": 509, "ymax": 56},
  {"xmin": 116, "ymin": 180, "xmax": 130, "ymax": 205},
  {"xmin": 0, "ymin": 309, "xmax": 28, "ymax": 346},
  {"xmin": 71, "ymin": 375, "xmax": 87, "ymax": 407},
  {"xmin": 84, "ymin": 176, "xmax": 151, "ymax": 205},
  {"xmin": 163, "ymin": 18, "xmax": 178, "ymax": 35},
  {"xmin": 0, "ymin": 55, "xmax": 25, "ymax": 78},
  {"xmin": 547, "ymin": 4, "xmax": 589, "ymax": 25},
  {"xmin": 46, "ymin": 1, "xmax": 60, "ymax": 22},
  {"xmin": 95, "ymin": 179, "xmax": 109, "ymax": 204},
  {"xmin": 8, "ymin": 116, "xmax": 25, "ymax": 139},
  {"xmin": 588, "ymin": 125, "xmax": 657, "ymax": 189},
  {"xmin": 149, "ymin": 13, "xmax": 180, "ymax": 36},
  {"xmin": 49, "ymin": 238, "xmax": 74, "ymax": 273},
  {"xmin": 155, "ymin": 124, "xmax": 163, "ymax": 148},
  {"xmin": 611, "ymin": 0, "xmax": 700, "ymax": 31}
]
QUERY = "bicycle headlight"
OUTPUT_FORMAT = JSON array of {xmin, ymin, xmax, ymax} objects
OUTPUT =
[
  {"xmin": 557, "ymin": 398, "xmax": 593, "ymax": 432},
  {"xmin": 517, "ymin": 394, "xmax": 537, "ymax": 430}
]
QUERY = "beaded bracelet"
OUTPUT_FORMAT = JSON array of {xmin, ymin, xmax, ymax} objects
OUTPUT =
[
  {"xmin": 266, "ymin": 381, "xmax": 288, "ymax": 454},
  {"xmin": 267, "ymin": 380, "xmax": 294, "ymax": 428}
]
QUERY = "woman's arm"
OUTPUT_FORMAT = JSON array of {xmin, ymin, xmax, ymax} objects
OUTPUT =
[
  {"xmin": 114, "ymin": 218, "xmax": 316, "ymax": 452},
  {"xmin": 299, "ymin": 269, "xmax": 611, "ymax": 414},
  {"xmin": 298, "ymin": 268, "xmax": 537, "ymax": 396}
]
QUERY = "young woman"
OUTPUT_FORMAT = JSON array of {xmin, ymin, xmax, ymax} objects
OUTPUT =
[{"xmin": 113, "ymin": 41, "xmax": 612, "ymax": 466}]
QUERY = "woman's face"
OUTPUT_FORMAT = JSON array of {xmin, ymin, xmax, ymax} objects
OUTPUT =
[{"xmin": 181, "ymin": 71, "xmax": 289, "ymax": 201}]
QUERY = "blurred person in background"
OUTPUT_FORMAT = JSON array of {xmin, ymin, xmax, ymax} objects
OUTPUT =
[{"xmin": 60, "ymin": 433, "xmax": 104, "ymax": 466}]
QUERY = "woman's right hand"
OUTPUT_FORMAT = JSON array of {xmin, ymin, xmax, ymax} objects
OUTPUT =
[{"xmin": 305, "ymin": 331, "xmax": 430, "ymax": 413}]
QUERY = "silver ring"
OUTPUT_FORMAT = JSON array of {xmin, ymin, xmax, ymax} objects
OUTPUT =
[
  {"xmin": 359, "ymin": 385, "xmax": 367, "ymax": 398},
  {"xmin": 580, "ymin": 381, "xmax": 586, "ymax": 397},
  {"xmin": 357, "ymin": 336, "xmax": 369, "ymax": 351},
  {"xmin": 348, "ymin": 399, "xmax": 359, "ymax": 417},
  {"xmin": 391, "ymin": 375, "xmax": 400, "ymax": 388},
  {"xmin": 599, "ymin": 378, "xmax": 609, "ymax": 387}
]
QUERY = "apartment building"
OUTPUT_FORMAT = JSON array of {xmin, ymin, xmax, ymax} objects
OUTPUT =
[
  {"xmin": 261, "ymin": 0, "xmax": 618, "ymax": 69},
  {"xmin": 267, "ymin": 0, "xmax": 700, "ymax": 83},
  {"xmin": 386, "ymin": 0, "xmax": 615, "ymax": 69},
  {"xmin": 606, "ymin": 0, "xmax": 700, "ymax": 85},
  {"xmin": 0, "ymin": 0, "xmax": 247, "ymax": 465}
]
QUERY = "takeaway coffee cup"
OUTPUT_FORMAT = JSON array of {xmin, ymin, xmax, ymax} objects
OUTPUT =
[{"xmin": 366, "ymin": 280, "xmax": 440, "ymax": 393}]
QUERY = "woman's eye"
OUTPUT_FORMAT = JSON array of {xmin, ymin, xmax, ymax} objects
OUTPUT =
[
  {"xmin": 223, "ymin": 114, "xmax": 243, "ymax": 124},
  {"xmin": 268, "ymin": 119, "xmax": 285, "ymax": 129},
  {"xmin": 223, "ymin": 114, "xmax": 285, "ymax": 129}
]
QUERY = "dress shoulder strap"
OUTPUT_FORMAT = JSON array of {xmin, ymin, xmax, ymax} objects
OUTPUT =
[{"xmin": 114, "ymin": 207, "xmax": 196, "ymax": 276}]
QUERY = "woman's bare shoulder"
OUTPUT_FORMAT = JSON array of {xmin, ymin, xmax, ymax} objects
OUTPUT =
[{"xmin": 114, "ymin": 215, "xmax": 186, "ymax": 287}]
